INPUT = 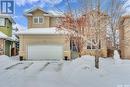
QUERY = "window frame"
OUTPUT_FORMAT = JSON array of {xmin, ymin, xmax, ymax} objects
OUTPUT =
[
  {"xmin": 33, "ymin": 16, "xmax": 44, "ymax": 24},
  {"xmin": 39, "ymin": 16, "xmax": 44, "ymax": 24},
  {"xmin": 33, "ymin": 17, "xmax": 39, "ymax": 24}
]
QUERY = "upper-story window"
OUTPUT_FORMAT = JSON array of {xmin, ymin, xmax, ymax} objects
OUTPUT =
[
  {"xmin": 0, "ymin": 18, "xmax": 5, "ymax": 26},
  {"xmin": 33, "ymin": 16, "xmax": 44, "ymax": 24}
]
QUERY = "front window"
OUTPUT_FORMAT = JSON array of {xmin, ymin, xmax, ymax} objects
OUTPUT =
[{"xmin": 33, "ymin": 16, "xmax": 44, "ymax": 24}]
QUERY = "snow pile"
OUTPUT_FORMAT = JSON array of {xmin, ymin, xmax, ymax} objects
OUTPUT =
[
  {"xmin": 61, "ymin": 56, "xmax": 112, "ymax": 87},
  {"xmin": 62, "ymin": 55, "xmax": 130, "ymax": 87},
  {"xmin": 63, "ymin": 55, "xmax": 95, "ymax": 70},
  {"xmin": 113, "ymin": 50, "xmax": 121, "ymax": 64},
  {"xmin": 62, "ymin": 55, "xmax": 96, "ymax": 80},
  {"xmin": 0, "ymin": 55, "xmax": 11, "ymax": 62},
  {"xmin": 0, "ymin": 55, "xmax": 19, "ymax": 63},
  {"xmin": 71, "ymin": 55, "xmax": 95, "ymax": 68}
]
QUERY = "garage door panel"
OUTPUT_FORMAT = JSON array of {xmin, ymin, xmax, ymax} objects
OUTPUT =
[{"xmin": 28, "ymin": 45, "xmax": 63, "ymax": 60}]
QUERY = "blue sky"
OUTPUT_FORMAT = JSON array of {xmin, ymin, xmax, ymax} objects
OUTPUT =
[
  {"xmin": 12, "ymin": 0, "xmax": 78, "ymax": 30},
  {"xmin": 12, "ymin": 0, "xmax": 130, "ymax": 30}
]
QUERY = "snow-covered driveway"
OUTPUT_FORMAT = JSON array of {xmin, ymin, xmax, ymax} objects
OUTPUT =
[
  {"xmin": 0, "ymin": 55, "xmax": 130, "ymax": 87},
  {"xmin": 0, "ymin": 60, "xmax": 70, "ymax": 87}
]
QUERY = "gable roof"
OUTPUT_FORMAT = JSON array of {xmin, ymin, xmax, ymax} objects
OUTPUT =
[
  {"xmin": 24, "ymin": 7, "xmax": 50, "ymax": 16},
  {"xmin": 27, "ymin": 7, "xmax": 48, "ymax": 13},
  {"xmin": 0, "ymin": 14, "xmax": 15, "ymax": 24},
  {"xmin": 24, "ymin": 7, "xmax": 64, "ymax": 17}
]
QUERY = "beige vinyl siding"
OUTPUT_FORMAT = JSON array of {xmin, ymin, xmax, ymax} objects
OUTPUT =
[
  {"xmin": 50, "ymin": 17, "xmax": 58, "ymax": 27},
  {"xmin": 19, "ymin": 35, "xmax": 71, "ymax": 59},
  {"xmin": 27, "ymin": 10, "xmax": 50, "ymax": 28},
  {"xmin": 27, "ymin": 9, "xmax": 61, "ymax": 29}
]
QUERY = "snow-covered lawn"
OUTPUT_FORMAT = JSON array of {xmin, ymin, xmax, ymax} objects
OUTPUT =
[{"xmin": 0, "ymin": 55, "xmax": 130, "ymax": 87}]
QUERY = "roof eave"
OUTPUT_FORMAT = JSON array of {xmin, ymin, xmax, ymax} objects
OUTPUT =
[{"xmin": 24, "ymin": 7, "xmax": 49, "ymax": 15}]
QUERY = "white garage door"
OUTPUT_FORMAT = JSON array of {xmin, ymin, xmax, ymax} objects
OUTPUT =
[{"xmin": 28, "ymin": 44, "xmax": 63, "ymax": 60}]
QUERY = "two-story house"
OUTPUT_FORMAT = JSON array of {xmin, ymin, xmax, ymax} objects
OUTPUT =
[
  {"xmin": 17, "ymin": 7, "xmax": 109, "ymax": 60},
  {"xmin": 0, "ymin": 14, "xmax": 16, "ymax": 56},
  {"xmin": 17, "ymin": 7, "xmax": 71, "ymax": 60}
]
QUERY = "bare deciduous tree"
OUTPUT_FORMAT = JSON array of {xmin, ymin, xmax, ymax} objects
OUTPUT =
[
  {"xmin": 56, "ymin": 0, "xmax": 109, "ymax": 68},
  {"xmin": 55, "ymin": 0, "xmax": 129, "ymax": 68},
  {"xmin": 107, "ymin": 0, "xmax": 126, "ymax": 51},
  {"xmin": 77, "ymin": 0, "xmax": 109, "ymax": 68}
]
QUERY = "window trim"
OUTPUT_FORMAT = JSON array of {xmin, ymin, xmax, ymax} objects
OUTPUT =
[
  {"xmin": 39, "ymin": 17, "xmax": 44, "ymax": 24},
  {"xmin": 33, "ymin": 16, "xmax": 44, "ymax": 24},
  {"xmin": 33, "ymin": 17, "xmax": 39, "ymax": 24}
]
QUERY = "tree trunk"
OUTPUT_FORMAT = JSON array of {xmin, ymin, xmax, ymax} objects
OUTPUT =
[
  {"xmin": 95, "ymin": 50, "xmax": 99, "ymax": 69},
  {"xmin": 94, "ymin": 0, "xmax": 100, "ymax": 69},
  {"xmin": 95, "ymin": 58, "xmax": 99, "ymax": 69}
]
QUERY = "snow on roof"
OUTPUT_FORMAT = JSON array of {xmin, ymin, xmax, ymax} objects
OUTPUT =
[
  {"xmin": 0, "ymin": 32, "xmax": 8, "ymax": 39},
  {"xmin": 24, "ymin": 7, "xmax": 50, "ymax": 16},
  {"xmin": 0, "ymin": 32, "xmax": 18, "ymax": 41},
  {"xmin": 25, "ymin": 7, "xmax": 48, "ymax": 14},
  {"xmin": 7, "ymin": 35, "xmax": 19, "ymax": 42},
  {"xmin": 16, "ymin": 27, "xmax": 68, "ymax": 35},
  {"xmin": 0, "ymin": 14, "xmax": 15, "ymax": 24},
  {"xmin": 122, "ymin": 11, "xmax": 130, "ymax": 17},
  {"xmin": 48, "ymin": 10, "xmax": 64, "ymax": 17},
  {"xmin": 24, "ymin": 7, "xmax": 64, "ymax": 17}
]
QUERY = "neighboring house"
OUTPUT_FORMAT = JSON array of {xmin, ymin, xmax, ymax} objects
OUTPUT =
[
  {"xmin": 119, "ymin": 13, "xmax": 130, "ymax": 59},
  {"xmin": 0, "ymin": 15, "xmax": 16, "ymax": 56},
  {"xmin": 12, "ymin": 27, "xmax": 19, "ymax": 56},
  {"xmin": 17, "ymin": 7, "xmax": 71, "ymax": 60}
]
